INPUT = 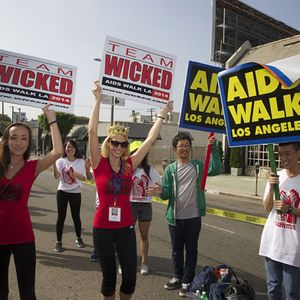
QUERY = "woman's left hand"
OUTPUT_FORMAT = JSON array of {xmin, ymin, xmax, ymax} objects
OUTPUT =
[
  {"xmin": 147, "ymin": 183, "xmax": 162, "ymax": 196},
  {"xmin": 42, "ymin": 104, "xmax": 56, "ymax": 123},
  {"xmin": 158, "ymin": 100, "xmax": 174, "ymax": 119}
]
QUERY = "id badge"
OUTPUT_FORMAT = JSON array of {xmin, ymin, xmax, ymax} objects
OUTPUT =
[{"xmin": 109, "ymin": 206, "xmax": 121, "ymax": 222}]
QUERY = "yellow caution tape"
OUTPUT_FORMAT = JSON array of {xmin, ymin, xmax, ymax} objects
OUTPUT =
[
  {"xmin": 84, "ymin": 183, "xmax": 266, "ymax": 226},
  {"xmin": 206, "ymin": 207, "xmax": 266, "ymax": 226},
  {"xmin": 152, "ymin": 197, "xmax": 266, "ymax": 226}
]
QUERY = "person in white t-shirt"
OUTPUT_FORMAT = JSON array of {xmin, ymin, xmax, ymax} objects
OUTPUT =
[
  {"xmin": 52, "ymin": 139, "xmax": 87, "ymax": 252},
  {"xmin": 259, "ymin": 142, "xmax": 300, "ymax": 299},
  {"xmin": 129, "ymin": 141, "xmax": 161, "ymax": 275}
]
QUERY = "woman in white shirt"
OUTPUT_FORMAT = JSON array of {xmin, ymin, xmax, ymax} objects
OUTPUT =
[
  {"xmin": 52, "ymin": 139, "xmax": 86, "ymax": 252},
  {"xmin": 130, "ymin": 142, "xmax": 161, "ymax": 275}
]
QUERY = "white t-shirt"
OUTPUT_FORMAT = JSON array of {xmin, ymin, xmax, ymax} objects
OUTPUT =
[
  {"xmin": 259, "ymin": 169, "xmax": 300, "ymax": 267},
  {"xmin": 130, "ymin": 166, "xmax": 161, "ymax": 203},
  {"xmin": 56, "ymin": 157, "xmax": 86, "ymax": 193}
]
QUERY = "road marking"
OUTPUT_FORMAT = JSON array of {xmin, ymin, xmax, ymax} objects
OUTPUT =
[{"xmin": 203, "ymin": 222, "xmax": 234, "ymax": 234}]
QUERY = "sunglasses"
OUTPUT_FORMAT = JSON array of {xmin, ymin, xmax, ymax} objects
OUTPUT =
[{"xmin": 110, "ymin": 140, "xmax": 129, "ymax": 149}]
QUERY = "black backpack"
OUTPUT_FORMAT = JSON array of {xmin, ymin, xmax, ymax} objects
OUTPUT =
[
  {"xmin": 189, "ymin": 264, "xmax": 233, "ymax": 295},
  {"xmin": 209, "ymin": 271, "xmax": 255, "ymax": 300}
]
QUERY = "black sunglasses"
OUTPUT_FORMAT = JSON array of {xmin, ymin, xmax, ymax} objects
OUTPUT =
[{"xmin": 110, "ymin": 140, "xmax": 129, "ymax": 149}]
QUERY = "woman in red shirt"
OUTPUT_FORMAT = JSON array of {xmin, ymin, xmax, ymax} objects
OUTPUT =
[
  {"xmin": 88, "ymin": 81, "xmax": 173, "ymax": 300},
  {"xmin": 0, "ymin": 105, "xmax": 63, "ymax": 300}
]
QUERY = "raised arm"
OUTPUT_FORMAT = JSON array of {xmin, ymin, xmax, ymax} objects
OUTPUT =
[
  {"xmin": 131, "ymin": 101, "xmax": 173, "ymax": 170},
  {"xmin": 88, "ymin": 81, "xmax": 102, "ymax": 168},
  {"xmin": 36, "ymin": 105, "xmax": 64, "ymax": 175},
  {"xmin": 52, "ymin": 162, "xmax": 60, "ymax": 179}
]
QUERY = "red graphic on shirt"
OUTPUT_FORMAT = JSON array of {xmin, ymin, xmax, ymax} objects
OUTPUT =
[
  {"xmin": 62, "ymin": 166, "xmax": 76, "ymax": 185},
  {"xmin": 132, "ymin": 175, "xmax": 149, "ymax": 201},
  {"xmin": 275, "ymin": 189, "xmax": 300, "ymax": 229}
]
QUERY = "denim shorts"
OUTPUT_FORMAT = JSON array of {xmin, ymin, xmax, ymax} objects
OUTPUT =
[{"xmin": 130, "ymin": 202, "xmax": 152, "ymax": 222}]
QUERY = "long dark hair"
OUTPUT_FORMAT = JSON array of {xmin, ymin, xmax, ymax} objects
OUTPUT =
[
  {"xmin": 62, "ymin": 139, "xmax": 82, "ymax": 159},
  {"xmin": 140, "ymin": 154, "xmax": 151, "ymax": 178},
  {"xmin": 0, "ymin": 123, "xmax": 32, "ymax": 177}
]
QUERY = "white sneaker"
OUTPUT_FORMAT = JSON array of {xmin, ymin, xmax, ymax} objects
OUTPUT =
[
  {"xmin": 118, "ymin": 265, "xmax": 122, "ymax": 275},
  {"xmin": 140, "ymin": 264, "xmax": 150, "ymax": 275}
]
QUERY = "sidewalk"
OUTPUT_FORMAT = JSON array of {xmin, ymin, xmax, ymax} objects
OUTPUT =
[{"xmin": 205, "ymin": 174, "xmax": 267, "ymax": 202}]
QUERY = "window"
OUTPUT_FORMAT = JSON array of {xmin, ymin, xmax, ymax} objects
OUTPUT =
[{"xmin": 246, "ymin": 144, "xmax": 280, "ymax": 168}]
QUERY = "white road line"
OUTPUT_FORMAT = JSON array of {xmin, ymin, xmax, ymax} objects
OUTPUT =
[{"xmin": 203, "ymin": 222, "xmax": 235, "ymax": 234}]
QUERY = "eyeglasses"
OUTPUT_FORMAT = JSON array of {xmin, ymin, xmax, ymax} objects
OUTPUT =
[
  {"xmin": 176, "ymin": 144, "xmax": 191, "ymax": 149},
  {"xmin": 110, "ymin": 140, "xmax": 129, "ymax": 149}
]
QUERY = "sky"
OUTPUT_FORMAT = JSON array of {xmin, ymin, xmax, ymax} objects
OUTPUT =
[{"xmin": 1, "ymin": 0, "xmax": 300, "ymax": 122}]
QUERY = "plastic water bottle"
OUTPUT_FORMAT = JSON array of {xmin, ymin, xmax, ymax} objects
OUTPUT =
[
  {"xmin": 186, "ymin": 290, "xmax": 201, "ymax": 299},
  {"xmin": 200, "ymin": 291, "xmax": 208, "ymax": 300}
]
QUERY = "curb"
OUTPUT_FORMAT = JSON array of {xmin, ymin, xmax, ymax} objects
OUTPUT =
[{"xmin": 205, "ymin": 189, "xmax": 262, "ymax": 202}]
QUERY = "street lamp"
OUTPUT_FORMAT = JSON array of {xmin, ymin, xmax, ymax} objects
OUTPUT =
[{"xmin": 94, "ymin": 58, "xmax": 115, "ymax": 125}]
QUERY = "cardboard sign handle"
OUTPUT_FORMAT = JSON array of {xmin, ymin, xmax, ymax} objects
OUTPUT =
[
  {"xmin": 200, "ymin": 132, "xmax": 214, "ymax": 191},
  {"xmin": 267, "ymin": 144, "xmax": 282, "ymax": 214}
]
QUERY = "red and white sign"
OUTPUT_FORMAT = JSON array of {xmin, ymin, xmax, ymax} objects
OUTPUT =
[
  {"xmin": 99, "ymin": 36, "xmax": 176, "ymax": 107},
  {"xmin": 0, "ymin": 49, "xmax": 77, "ymax": 113}
]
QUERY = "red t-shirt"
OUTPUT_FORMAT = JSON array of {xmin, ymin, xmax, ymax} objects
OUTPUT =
[
  {"xmin": 93, "ymin": 157, "xmax": 134, "ymax": 229},
  {"xmin": 0, "ymin": 160, "xmax": 38, "ymax": 244}
]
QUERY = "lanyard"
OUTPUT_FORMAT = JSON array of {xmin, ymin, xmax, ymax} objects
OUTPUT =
[{"xmin": 109, "ymin": 160, "xmax": 122, "ymax": 206}]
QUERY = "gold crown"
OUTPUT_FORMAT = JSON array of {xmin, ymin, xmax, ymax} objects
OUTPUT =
[{"xmin": 108, "ymin": 123, "xmax": 129, "ymax": 137}]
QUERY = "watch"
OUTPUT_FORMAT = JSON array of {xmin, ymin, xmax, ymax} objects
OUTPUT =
[{"xmin": 287, "ymin": 206, "xmax": 293, "ymax": 214}]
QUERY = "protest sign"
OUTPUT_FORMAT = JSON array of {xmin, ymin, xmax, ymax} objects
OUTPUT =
[
  {"xmin": 0, "ymin": 49, "xmax": 76, "ymax": 113},
  {"xmin": 99, "ymin": 36, "xmax": 176, "ymax": 107},
  {"xmin": 218, "ymin": 62, "xmax": 300, "ymax": 147},
  {"xmin": 179, "ymin": 61, "xmax": 225, "ymax": 133}
]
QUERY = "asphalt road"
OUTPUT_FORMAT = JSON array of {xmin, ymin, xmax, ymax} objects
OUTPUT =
[{"xmin": 7, "ymin": 171, "xmax": 268, "ymax": 299}]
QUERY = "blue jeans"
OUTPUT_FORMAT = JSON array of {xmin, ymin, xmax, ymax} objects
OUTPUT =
[
  {"xmin": 169, "ymin": 217, "xmax": 201, "ymax": 283},
  {"xmin": 265, "ymin": 257, "xmax": 300, "ymax": 300}
]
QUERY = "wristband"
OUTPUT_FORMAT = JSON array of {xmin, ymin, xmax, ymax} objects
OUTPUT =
[
  {"xmin": 49, "ymin": 120, "xmax": 57, "ymax": 126},
  {"xmin": 157, "ymin": 115, "xmax": 165, "ymax": 120}
]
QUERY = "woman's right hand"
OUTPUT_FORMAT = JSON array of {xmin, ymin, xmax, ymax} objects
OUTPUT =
[{"xmin": 92, "ymin": 80, "xmax": 103, "ymax": 102}]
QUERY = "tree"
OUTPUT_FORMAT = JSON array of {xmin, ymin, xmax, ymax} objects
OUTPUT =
[
  {"xmin": 0, "ymin": 114, "xmax": 12, "ymax": 136},
  {"xmin": 230, "ymin": 147, "xmax": 245, "ymax": 168},
  {"xmin": 38, "ymin": 112, "xmax": 77, "ymax": 141}
]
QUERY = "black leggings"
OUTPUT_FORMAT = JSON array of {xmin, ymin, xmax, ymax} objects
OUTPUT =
[
  {"xmin": 56, "ymin": 190, "xmax": 82, "ymax": 241},
  {"xmin": 0, "ymin": 242, "xmax": 36, "ymax": 300},
  {"xmin": 93, "ymin": 226, "xmax": 137, "ymax": 297}
]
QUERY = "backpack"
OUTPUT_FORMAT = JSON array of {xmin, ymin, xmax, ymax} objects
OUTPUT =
[
  {"xmin": 209, "ymin": 271, "xmax": 255, "ymax": 300},
  {"xmin": 224, "ymin": 277, "xmax": 255, "ymax": 300},
  {"xmin": 189, "ymin": 264, "xmax": 233, "ymax": 295}
]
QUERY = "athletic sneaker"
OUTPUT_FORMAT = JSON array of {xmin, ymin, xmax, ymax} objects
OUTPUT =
[
  {"xmin": 75, "ymin": 237, "xmax": 85, "ymax": 248},
  {"xmin": 118, "ymin": 265, "xmax": 122, "ymax": 275},
  {"xmin": 164, "ymin": 277, "xmax": 181, "ymax": 290},
  {"xmin": 54, "ymin": 241, "xmax": 62, "ymax": 252},
  {"xmin": 90, "ymin": 253, "xmax": 98, "ymax": 262},
  {"xmin": 179, "ymin": 283, "xmax": 190, "ymax": 297},
  {"xmin": 140, "ymin": 264, "xmax": 150, "ymax": 275}
]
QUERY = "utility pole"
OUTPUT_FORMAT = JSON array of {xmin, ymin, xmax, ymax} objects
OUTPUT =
[
  {"xmin": 17, "ymin": 107, "xmax": 21, "ymax": 122},
  {"xmin": 94, "ymin": 57, "xmax": 115, "ymax": 125},
  {"xmin": 10, "ymin": 106, "xmax": 14, "ymax": 122},
  {"xmin": 147, "ymin": 108, "xmax": 156, "ymax": 122},
  {"xmin": 111, "ymin": 97, "xmax": 115, "ymax": 125}
]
